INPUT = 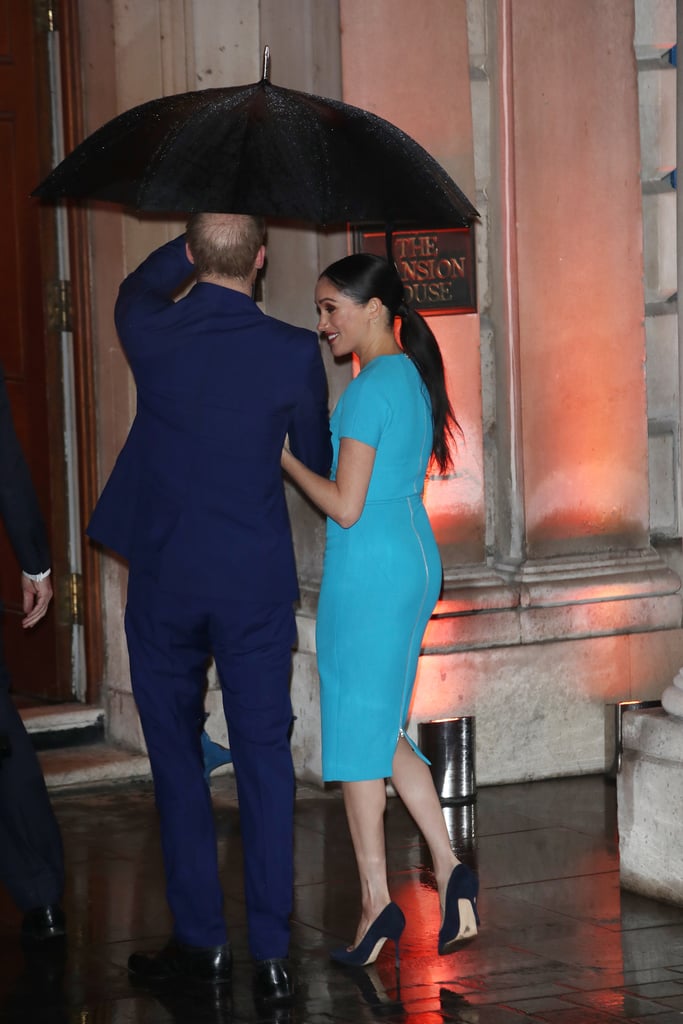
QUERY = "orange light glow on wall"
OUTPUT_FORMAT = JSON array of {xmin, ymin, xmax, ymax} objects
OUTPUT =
[{"xmin": 426, "ymin": 316, "xmax": 485, "ymax": 566}]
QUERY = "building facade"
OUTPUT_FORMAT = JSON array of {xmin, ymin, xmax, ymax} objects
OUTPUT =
[{"xmin": 67, "ymin": 0, "xmax": 682, "ymax": 785}]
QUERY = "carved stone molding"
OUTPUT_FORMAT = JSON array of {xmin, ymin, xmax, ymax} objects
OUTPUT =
[{"xmin": 426, "ymin": 550, "xmax": 682, "ymax": 653}]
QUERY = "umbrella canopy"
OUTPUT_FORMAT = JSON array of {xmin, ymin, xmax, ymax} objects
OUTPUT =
[{"xmin": 32, "ymin": 56, "xmax": 477, "ymax": 228}]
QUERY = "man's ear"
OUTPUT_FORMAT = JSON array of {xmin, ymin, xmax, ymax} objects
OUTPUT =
[
  {"xmin": 185, "ymin": 242, "xmax": 195, "ymax": 264},
  {"xmin": 255, "ymin": 245, "xmax": 266, "ymax": 270}
]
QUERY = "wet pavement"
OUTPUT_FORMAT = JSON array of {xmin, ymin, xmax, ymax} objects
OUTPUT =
[{"xmin": 2, "ymin": 772, "xmax": 683, "ymax": 1023}]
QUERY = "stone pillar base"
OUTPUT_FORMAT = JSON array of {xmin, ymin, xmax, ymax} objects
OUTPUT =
[{"xmin": 618, "ymin": 708, "xmax": 683, "ymax": 904}]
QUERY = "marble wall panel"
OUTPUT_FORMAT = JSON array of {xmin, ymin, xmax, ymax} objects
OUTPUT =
[{"xmin": 407, "ymin": 629, "xmax": 683, "ymax": 785}]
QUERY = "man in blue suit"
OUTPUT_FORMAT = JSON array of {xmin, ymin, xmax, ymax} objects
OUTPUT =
[{"xmin": 87, "ymin": 215, "xmax": 331, "ymax": 1002}]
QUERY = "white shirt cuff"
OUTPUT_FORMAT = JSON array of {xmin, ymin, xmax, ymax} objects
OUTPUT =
[{"xmin": 23, "ymin": 569, "xmax": 52, "ymax": 582}]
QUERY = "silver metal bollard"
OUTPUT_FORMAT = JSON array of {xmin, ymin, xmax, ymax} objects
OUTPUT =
[
  {"xmin": 418, "ymin": 716, "xmax": 476, "ymax": 805},
  {"xmin": 604, "ymin": 699, "xmax": 661, "ymax": 779}
]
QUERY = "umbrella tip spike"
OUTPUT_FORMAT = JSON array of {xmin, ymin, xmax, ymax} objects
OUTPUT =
[{"xmin": 262, "ymin": 45, "xmax": 271, "ymax": 82}]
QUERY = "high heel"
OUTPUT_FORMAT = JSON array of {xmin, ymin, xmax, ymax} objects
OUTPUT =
[
  {"xmin": 330, "ymin": 902, "xmax": 405, "ymax": 968},
  {"xmin": 438, "ymin": 863, "xmax": 479, "ymax": 955}
]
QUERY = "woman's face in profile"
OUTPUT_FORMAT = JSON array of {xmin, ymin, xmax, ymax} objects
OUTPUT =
[{"xmin": 314, "ymin": 278, "xmax": 371, "ymax": 360}]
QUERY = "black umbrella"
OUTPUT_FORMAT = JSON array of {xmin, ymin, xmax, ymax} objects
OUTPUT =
[{"xmin": 32, "ymin": 48, "xmax": 477, "ymax": 229}]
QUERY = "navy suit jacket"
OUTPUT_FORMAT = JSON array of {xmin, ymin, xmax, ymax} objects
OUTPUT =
[
  {"xmin": 0, "ymin": 364, "xmax": 50, "ymax": 578},
  {"xmin": 87, "ymin": 236, "xmax": 332, "ymax": 603}
]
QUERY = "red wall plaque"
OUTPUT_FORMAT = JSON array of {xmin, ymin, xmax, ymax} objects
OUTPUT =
[{"xmin": 354, "ymin": 227, "xmax": 476, "ymax": 316}]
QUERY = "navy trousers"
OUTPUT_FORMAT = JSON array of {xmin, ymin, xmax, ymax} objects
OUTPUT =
[
  {"xmin": 0, "ymin": 653, "xmax": 64, "ymax": 913},
  {"xmin": 125, "ymin": 573, "xmax": 296, "ymax": 959}
]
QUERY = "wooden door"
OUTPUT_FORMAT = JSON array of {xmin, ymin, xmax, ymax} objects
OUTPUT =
[{"xmin": 0, "ymin": 0, "xmax": 71, "ymax": 701}]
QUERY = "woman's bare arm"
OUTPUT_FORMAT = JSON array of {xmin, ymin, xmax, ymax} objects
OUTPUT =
[{"xmin": 282, "ymin": 437, "xmax": 376, "ymax": 528}]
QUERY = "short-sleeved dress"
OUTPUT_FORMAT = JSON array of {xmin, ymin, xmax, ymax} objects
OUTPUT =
[{"xmin": 316, "ymin": 353, "xmax": 443, "ymax": 782}]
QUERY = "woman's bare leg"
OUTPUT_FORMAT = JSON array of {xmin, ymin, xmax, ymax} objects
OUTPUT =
[
  {"xmin": 341, "ymin": 778, "xmax": 392, "ymax": 947},
  {"xmin": 391, "ymin": 736, "xmax": 458, "ymax": 912}
]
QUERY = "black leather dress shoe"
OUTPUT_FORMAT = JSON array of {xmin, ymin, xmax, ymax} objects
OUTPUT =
[
  {"xmin": 21, "ymin": 905, "xmax": 66, "ymax": 945},
  {"xmin": 253, "ymin": 958, "xmax": 294, "ymax": 1005},
  {"xmin": 128, "ymin": 938, "xmax": 232, "ymax": 986}
]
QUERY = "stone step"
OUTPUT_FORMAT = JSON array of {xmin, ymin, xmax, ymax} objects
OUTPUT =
[
  {"xmin": 17, "ymin": 703, "xmax": 152, "ymax": 791},
  {"xmin": 38, "ymin": 741, "xmax": 152, "ymax": 792},
  {"xmin": 20, "ymin": 703, "xmax": 105, "ymax": 750},
  {"xmin": 19, "ymin": 704, "xmax": 237, "ymax": 793}
]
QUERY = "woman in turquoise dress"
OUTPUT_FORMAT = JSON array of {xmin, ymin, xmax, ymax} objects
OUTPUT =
[{"xmin": 281, "ymin": 254, "xmax": 479, "ymax": 967}]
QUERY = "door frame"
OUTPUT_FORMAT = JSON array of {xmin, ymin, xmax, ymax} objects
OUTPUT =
[{"xmin": 39, "ymin": 0, "xmax": 103, "ymax": 700}]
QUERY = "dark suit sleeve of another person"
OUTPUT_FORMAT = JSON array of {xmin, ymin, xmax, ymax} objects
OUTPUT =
[
  {"xmin": 287, "ymin": 343, "xmax": 332, "ymax": 477},
  {"xmin": 0, "ymin": 366, "xmax": 50, "ymax": 574},
  {"xmin": 0, "ymin": 365, "xmax": 63, "ymax": 916}
]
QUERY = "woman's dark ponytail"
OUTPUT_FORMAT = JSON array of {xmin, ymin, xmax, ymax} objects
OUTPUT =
[
  {"xmin": 398, "ymin": 305, "xmax": 457, "ymax": 473},
  {"xmin": 320, "ymin": 253, "xmax": 459, "ymax": 473}
]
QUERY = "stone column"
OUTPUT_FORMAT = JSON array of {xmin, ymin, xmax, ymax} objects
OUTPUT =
[
  {"xmin": 404, "ymin": 0, "xmax": 682, "ymax": 783},
  {"xmin": 660, "ymin": 0, "xmax": 683, "ymax": 722},
  {"xmin": 507, "ymin": 0, "xmax": 649, "ymax": 559},
  {"xmin": 662, "ymin": 669, "xmax": 683, "ymax": 716},
  {"xmin": 622, "ymin": 0, "xmax": 682, "ymax": 870},
  {"xmin": 257, "ymin": 0, "xmax": 347, "ymax": 780},
  {"xmin": 339, "ymin": 0, "xmax": 485, "ymax": 568},
  {"xmin": 80, "ymin": 0, "xmax": 200, "ymax": 750}
]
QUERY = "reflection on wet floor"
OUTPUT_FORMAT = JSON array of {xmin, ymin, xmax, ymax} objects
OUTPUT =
[{"xmin": 2, "ymin": 774, "xmax": 683, "ymax": 1022}]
